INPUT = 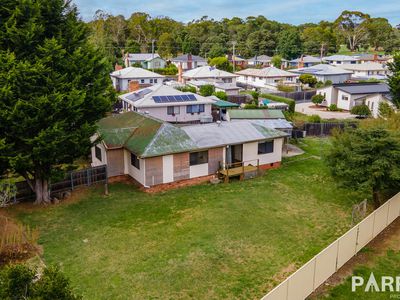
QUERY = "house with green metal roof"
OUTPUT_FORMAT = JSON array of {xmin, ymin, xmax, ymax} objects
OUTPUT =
[{"xmin": 91, "ymin": 111, "xmax": 288, "ymax": 188}]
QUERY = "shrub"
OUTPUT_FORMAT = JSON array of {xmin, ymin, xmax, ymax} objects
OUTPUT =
[
  {"xmin": 199, "ymin": 84, "xmax": 215, "ymax": 97},
  {"xmin": 260, "ymin": 93, "xmax": 295, "ymax": 113},
  {"xmin": 299, "ymin": 74, "xmax": 318, "ymax": 87},
  {"xmin": 271, "ymin": 55, "xmax": 282, "ymax": 68},
  {"xmin": 0, "ymin": 265, "xmax": 81, "ymax": 300},
  {"xmin": 212, "ymin": 91, "xmax": 227, "ymax": 101},
  {"xmin": 175, "ymin": 85, "xmax": 196, "ymax": 93},
  {"xmin": 277, "ymin": 84, "xmax": 295, "ymax": 92},
  {"xmin": 315, "ymin": 81, "xmax": 324, "ymax": 88},
  {"xmin": 154, "ymin": 64, "xmax": 178, "ymax": 75},
  {"xmin": 328, "ymin": 104, "xmax": 339, "ymax": 111},
  {"xmin": 351, "ymin": 104, "xmax": 371, "ymax": 117},
  {"xmin": 208, "ymin": 57, "xmax": 233, "ymax": 72},
  {"xmin": 311, "ymin": 94, "xmax": 325, "ymax": 105},
  {"xmin": 308, "ymin": 115, "xmax": 322, "ymax": 123},
  {"xmin": 244, "ymin": 104, "xmax": 259, "ymax": 109},
  {"xmin": 378, "ymin": 102, "xmax": 394, "ymax": 118},
  {"xmin": 324, "ymin": 80, "xmax": 333, "ymax": 87},
  {"xmin": 250, "ymin": 91, "xmax": 259, "ymax": 101}
]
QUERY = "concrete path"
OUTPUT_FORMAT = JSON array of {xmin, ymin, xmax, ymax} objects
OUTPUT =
[{"xmin": 295, "ymin": 102, "xmax": 355, "ymax": 119}]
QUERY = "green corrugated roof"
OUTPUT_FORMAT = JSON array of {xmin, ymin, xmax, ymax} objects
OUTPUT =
[
  {"xmin": 97, "ymin": 112, "xmax": 197, "ymax": 158},
  {"xmin": 228, "ymin": 109, "xmax": 285, "ymax": 119},
  {"xmin": 212, "ymin": 99, "xmax": 240, "ymax": 108}
]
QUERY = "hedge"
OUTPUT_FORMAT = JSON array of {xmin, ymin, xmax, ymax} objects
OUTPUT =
[{"xmin": 260, "ymin": 93, "xmax": 296, "ymax": 113}]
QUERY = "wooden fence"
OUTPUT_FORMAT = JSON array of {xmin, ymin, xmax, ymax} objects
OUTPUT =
[
  {"xmin": 12, "ymin": 165, "xmax": 108, "ymax": 202},
  {"xmin": 264, "ymin": 90, "xmax": 317, "ymax": 101},
  {"xmin": 261, "ymin": 192, "xmax": 400, "ymax": 300},
  {"xmin": 299, "ymin": 122, "xmax": 358, "ymax": 137}
]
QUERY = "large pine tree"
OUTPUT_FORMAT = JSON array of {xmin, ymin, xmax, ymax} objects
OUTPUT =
[{"xmin": 0, "ymin": 0, "xmax": 114, "ymax": 203}]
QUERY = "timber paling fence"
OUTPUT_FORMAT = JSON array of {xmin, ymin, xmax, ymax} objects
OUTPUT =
[
  {"xmin": 300, "ymin": 122, "xmax": 358, "ymax": 137},
  {"xmin": 13, "ymin": 165, "xmax": 108, "ymax": 202},
  {"xmin": 260, "ymin": 192, "xmax": 400, "ymax": 300},
  {"xmin": 264, "ymin": 90, "xmax": 317, "ymax": 101}
]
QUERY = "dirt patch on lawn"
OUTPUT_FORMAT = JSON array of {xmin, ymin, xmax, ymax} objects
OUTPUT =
[{"xmin": 309, "ymin": 217, "xmax": 400, "ymax": 299}]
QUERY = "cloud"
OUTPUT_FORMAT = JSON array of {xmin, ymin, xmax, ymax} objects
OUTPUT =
[{"xmin": 72, "ymin": 0, "xmax": 400, "ymax": 25}]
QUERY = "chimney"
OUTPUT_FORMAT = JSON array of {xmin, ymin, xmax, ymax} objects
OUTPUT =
[
  {"xmin": 129, "ymin": 80, "xmax": 140, "ymax": 92},
  {"xmin": 298, "ymin": 54, "xmax": 304, "ymax": 68},
  {"xmin": 115, "ymin": 63, "xmax": 123, "ymax": 71},
  {"xmin": 373, "ymin": 53, "xmax": 378, "ymax": 62},
  {"xmin": 124, "ymin": 52, "xmax": 130, "ymax": 67},
  {"xmin": 178, "ymin": 63, "xmax": 183, "ymax": 83},
  {"xmin": 187, "ymin": 53, "xmax": 193, "ymax": 70}
]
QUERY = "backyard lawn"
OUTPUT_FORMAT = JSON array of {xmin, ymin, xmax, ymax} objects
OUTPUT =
[{"xmin": 8, "ymin": 138, "xmax": 365, "ymax": 299}]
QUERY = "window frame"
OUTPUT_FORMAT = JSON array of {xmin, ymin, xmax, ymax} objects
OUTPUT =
[
  {"xmin": 95, "ymin": 145, "xmax": 102, "ymax": 161},
  {"xmin": 130, "ymin": 153, "xmax": 140, "ymax": 169},
  {"xmin": 258, "ymin": 140, "xmax": 274, "ymax": 155},
  {"xmin": 189, "ymin": 151, "xmax": 209, "ymax": 166},
  {"xmin": 167, "ymin": 106, "xmax": 180, "ymax": 115}
]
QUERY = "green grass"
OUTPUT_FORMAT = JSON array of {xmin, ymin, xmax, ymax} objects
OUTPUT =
[
  {"xmin": 9, "ymin": 138, "xmax": 365, "ymax": 299},
  {"xmin": 322, "ymin": 250, "xmax": 400, "ymax": 299}
]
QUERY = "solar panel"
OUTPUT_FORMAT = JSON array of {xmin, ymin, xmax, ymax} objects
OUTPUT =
[
  {"xmin": 187, "ymin": 94, "xmax": 197, "ymax": 100},
  {"xmin": 152, "ymin": 94, "xmax": 198, "ymax": 103},
  {"xmin": 167, "ymin": 96, "xmax": 175, "ymax": 102}
]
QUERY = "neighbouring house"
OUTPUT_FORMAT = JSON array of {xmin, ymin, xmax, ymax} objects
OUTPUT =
[
  {"xmin": 171, "ymin": 54, "xmax": 207, "ymax": 71},
  {"xmin": 91, "ymin": 111, "xmax": 288, "ymax": 187},
  {"xmin": 322, "ymin": 55, "xmax": 359, "ymax": 65},
  {"xmin": 187, "ymin": 80, "xmax": 240, "ymax": 96},
  {"xmin": 110, "ymin": 67, "xmax": 165, "ymax": 92},
  {"xmin": 228, "ymin": 54, "xmax": 247, "ymax": 69},
  {"xmin": 235, "ymin": 67, "xmax": 299, "ymax": 91},
  {"xmin": 353, "ymin": 53, "xmax": 391, "ymax": 64},
  {"xmin": 364, "ymin": 94, "xmax": 396, "ymax": 118},
  {"xmin": 208, "ymin": 95, "xmax": 240, "ymax": 121},
  {"xmin": 340, "ymin": 62, "xmax": 390, "ymax": 80},
  {"xmin": 289, "ymin": 64, "xmax": 353, "ymax": 84},
  {"xmin": 225, "ymin": 109, "xmax": 293, "ymax": 134},
  {"xmin": 118, "ymin": 84, "xmax": 214, "ymax": 123},
  {"xmin": 316, "ymin": 83, "xmax": 392, "ymax": 116},
  {"xmin": 247, "ymin": 55, "xmax": 273, "ymax": 67},
  {"xmin": 182, "ymin": 66, "xmax": 238, "ymax": 84},
  {"xmin": 124, "ymin": 53, "xmax": 166, "ymax": 69},
  {"xmin": 289, "ymin": 55, "xmax": 322, "ymax": 68}
]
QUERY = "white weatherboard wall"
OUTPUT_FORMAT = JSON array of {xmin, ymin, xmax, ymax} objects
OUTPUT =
[
  {"xmin": 135, "ymin": 105, "xmax": 212, "ymax": 123},
  {"xmin": 189, "ymin": 163, "xmax": 209, "ymax": 179},
  {"xmin": 242, "ymin": 138, "xmax": 283, "ymax": 166},
  {"xmin": 162, "ymin": 155, "xmax": 174, "ymax": 183},
  {"xmin": 91, "ymin": 143, "xmax": 107, "ymax": 167},
  {"xmin": 124, "ymin": 150, "xmax": 145, "ymax": 185},
  {"xmin": 261, "ymin": 192, "xmax": 400, "ymax": 300}
]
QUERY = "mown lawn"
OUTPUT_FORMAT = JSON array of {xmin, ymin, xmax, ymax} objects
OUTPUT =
[{"xmin": 9, "ymin": 138, "xmax": 364, "ymax": 299}]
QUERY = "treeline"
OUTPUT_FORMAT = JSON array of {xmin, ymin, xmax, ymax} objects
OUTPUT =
[{"xmin": 87, "ymin": 10, "xmax": 400, "ymax": 64}]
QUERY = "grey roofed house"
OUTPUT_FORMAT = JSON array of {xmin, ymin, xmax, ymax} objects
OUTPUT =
[
  {"xmin": 127, "ymin": 53, "xmax": 161, "ymax": 61},
  {"xmin": 248, "ymin": 55, "xmax": 272, "ymax": 63},
  {"xmin": 290, "ymin": 64, "xmax": 353, "ymax": 75},
  {"xmin": 334, "ymin": 83, "xmax": 390, "ymax": 95},
  {"xmin": 171, "ymin": 54, "xmax": 206, "ymax": 63},
  {"xmin": 289, "ymin": 55, "xmax": 322, "ymax": 65}
]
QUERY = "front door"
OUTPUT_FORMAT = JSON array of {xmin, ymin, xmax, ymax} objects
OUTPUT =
[{"xmin": 226, "ymin": 144, "xmax": 243, "ymax": 168}]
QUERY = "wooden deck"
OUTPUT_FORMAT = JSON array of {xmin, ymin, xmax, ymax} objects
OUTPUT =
[{"xmin": 218, "ymin": 160, "xmax": 260, "ymax": 183}]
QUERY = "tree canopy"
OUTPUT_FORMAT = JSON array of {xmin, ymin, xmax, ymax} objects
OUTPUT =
[{"xmin": 0, "ymin": 0, "xmax": 114, "ymax": 203}]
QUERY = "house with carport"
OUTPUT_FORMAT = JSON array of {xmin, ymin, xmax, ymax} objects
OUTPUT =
[{"xmin": 91, "ymin": 112, "xmax": 288, "ymax": 187}]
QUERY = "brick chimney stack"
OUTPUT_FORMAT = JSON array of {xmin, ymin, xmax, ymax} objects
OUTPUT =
[
  {"xmin": 115, "ymin": 63, "xmax": 123, "ymax": 71},
  {"xmin": 373, "ymin": 53, "xmax": 378, "ymax": 62},
  {"xmin": 187, "ymin": 53, "xmax": 193, "ymax": 70},
  {"xmin": 129, "ymin": 81, "xmax": 140, "ymax": 92},
  {"xmin": 298, "ymin": 55, "xmax": 304, "ymax": 68},
  {"xmin": 178, "ymin": 63, "xmax": 183, "ymax": 83}
]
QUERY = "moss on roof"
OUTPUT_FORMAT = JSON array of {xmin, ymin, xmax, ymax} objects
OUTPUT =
[{"xmin": 228, "ymin": 109, "xmax": 285, "ymax": 119}]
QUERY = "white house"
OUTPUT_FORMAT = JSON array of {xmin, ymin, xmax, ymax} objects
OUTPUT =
[
  {"xmin": 322, "ymin": 55, "xmax": 359, "ymax": 65},
  {"xmin": 124, "ymin": 53, "xmax": 166, "ymax": 69},
  {"xmin": 340, "ymin": 62, "xmax": 390, "ymax": 80},
  {"xmin": 247, "ymin": 55, "xmax": 273, "ymax": 67},
  {"xmin": 182, "ymin": 66, "xmax": 238, "ymax": 84},
  {"xmin": 110, "ymin": 67, "xmax": 165, "ymax": 91},
  {"xmin": 289, "ymin": 64, "xmax": 353, "ymax": 84},
  {"xmin": 364, "ymin": 94, "xmax": 396, "ymax": 118},
  {"xmin": 289, "ymin": 55, "xmax": 322, "ymax": 68},
  {"xmin": 119, "ymin": 84, "xmax": 215, "ymax": 123},
  {"xmin": 171, "ymin": 54, "xmax": 207, "ymax": 71},
  {"xmin": 316, "ymin": 83, "xmax": 391, "ymax": 113},
  {"xmin": 235, "ymin": 67, "xmax": 299, "ymax": 91},
  {"xmin": 92, "ymin": 111, "xmax": 288, "ymax": 187},
  {"xmin": 187, "ymin": 80, "xmax": 240, "ymax": 96}
]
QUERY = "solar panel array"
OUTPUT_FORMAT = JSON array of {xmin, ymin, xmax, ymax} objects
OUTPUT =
[
  {"xmin": 126, "ymin": 88, "xmax": 153, "ymax": 101},
  {"xmin": 153, "ymin": 94, "xmax": 197, "ymax": 103}
]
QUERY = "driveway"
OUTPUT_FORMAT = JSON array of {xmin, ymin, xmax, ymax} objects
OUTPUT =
[{"xmin": 295, "ymin": 102, "xmax": 355, "ymax": 119}]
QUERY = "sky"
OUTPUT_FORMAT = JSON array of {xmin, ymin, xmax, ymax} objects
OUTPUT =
[{"xmin": 73, "ymin": 0, "xmax": 400, "ymax": 25}]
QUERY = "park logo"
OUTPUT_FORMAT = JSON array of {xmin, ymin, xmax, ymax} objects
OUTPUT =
[{"xmin": 352, "ymin": 273, "xmax": 400, "ymax": 293}]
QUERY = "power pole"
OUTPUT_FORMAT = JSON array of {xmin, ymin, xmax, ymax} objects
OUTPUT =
[
  {"xmin": 231, "ymin": 41, "xmax": 237, "ymax": 72},
  {"xmin": 151, "ymin": 39, "xmax": 156, "ymax": 72}
]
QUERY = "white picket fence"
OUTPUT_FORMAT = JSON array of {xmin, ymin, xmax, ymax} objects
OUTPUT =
[{"xmin": 261, "ymin": 192, "xmax": 400, "ymax": 300}]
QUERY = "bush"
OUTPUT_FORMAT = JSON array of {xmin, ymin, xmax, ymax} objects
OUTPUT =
[
  {"xmin": 208, "ymin": 57, "xmax": 233, "ymax": 72},
  {"xmin": 311, "ymin": 94, "xmax": 325, "ymax": 105},
  {"xmin": 212, "ymin": 91, "xmax": 227, "ymax": 101},
  {"xmin": 250, "ymin": 91, "xmax": 259, "ymax": 101},
  {"xmin": 199, "ymin": 84, "xmax": 215, "ymax": 97},
  {"xmin": 277, "ymin": 84, "xmax": 296, "ymax": 92},
  {"xmin": 0, "ymin": 265, "xmax": 81, "ymax": 300},
  {"xmin": 260, "ymin": 93, "xmax": 295, "ymax": 113},
  {"xmin": 299, "ymin": 74, "xmax": 318, "ymax": 87},
  {"xmin": 271, "ymin": 55, "xmax": 282, "ymax": 68},
  {"xmin": 308, "ymin": 115, "xmax": 322, "ymax": 123},
  {"xmin": 154, "ymin": 64, "xmax": 178, "ymax": 75},
  {"xmin": 175, "ymin": 85, "xmax": 196, "ymax": 93},
  {"xmin": 328, "ymin": 104, "xmax": 340, "ymax": 111},
  {"xmin": 378, "ymin": 102, "xmax": 394, "ymax": 118},
  {"xmin": 324, "ymin": 80, "xmax": 333, "ymax": 87},
  {"xmin": 244, "ymin": 104, "xmax": 259, "ymax": 109},
  {"xmin": 351, "ymin": 104, "xmax": 371, "ymax": 117},
  {"xmin": 315, "ymin": 81, "xmax": 324, "ymax": 88}
]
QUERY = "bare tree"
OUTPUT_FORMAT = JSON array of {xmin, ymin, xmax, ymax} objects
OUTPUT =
[{"xmin": 335, "ymin": 11, "xmax": 370, "ymax": 51}]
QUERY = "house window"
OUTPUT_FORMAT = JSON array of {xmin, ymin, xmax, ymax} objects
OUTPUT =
[
  {"xmin": 154, "ymin": 79, "xmax": 158, "ymax": 83},
  {"xmin": 187, "ymin": 104, "xmax": 205, "ymax": 114},
  {"xmin": 130, "ymin": 153, "xmax": 140, "ymax": 169},
  {"xmin": 140, "ymin": 79, "xmax": 145, "ymax": 84},
  {"xmin": 258, "ymin": 141, "xmax": 274, "ymax": 154},
  {"xmin": 167, "ymin": 106, "xmax": 180, "ymax": 115},
  {"xmin": 95, "ymin": 145, "xmax": 102, "ymax": 161},
  {"xmin": 371, "ymin": 102, "xmax": 374, "ymax": 110},
  {"xmin": 342, "ymin": 95, "xmax": 349, "ymax": 101},
  {"xmin": 190, "ymin": 151, "xmax": 208, "ymax": 166},
  {"xmin": 150, "ymin": 79, "xmax": 153, "ymax": 84}
]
